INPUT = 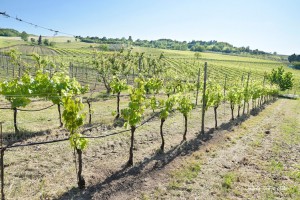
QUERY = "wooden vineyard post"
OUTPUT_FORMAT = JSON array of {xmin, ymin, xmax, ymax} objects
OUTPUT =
[
  {"xmin": 87, "ymin": 99, "xmax": 92, "ymax": 125},
  {"xmin": 6, "ymin": 60, "xmax": 8, "ymax": 77},
  {"xmin": 71, "ymin": 64, "xmax": 74, "ymax": 78},
  {"xmin": 85, "ymin": 66, "xmax": 88, "ymax": 80},
  {"xmin": 49, "ymin": 65, "xmax": 53, "ymax": 78},
  {"xmin": 71, "ymin": 64, "xmax": 73, "ymax": 78},
  {"xmin": 12, "ymin": 64, "xmax": 14, "ymax": 79},
  {"xmin": 94, "ymin": 72, "xmax": 99, "ymax": 90},
  {"xmin": 132, "ymin": 68, "xmax": 135, "ymax": 82},
  {"xmin": 261, "ymin": 76, "xmax": 266, "ymax": 106},
  {"xmin": 18, "ymin": 67, "xmax": 21, "ymax": 80},
  {"xmin": 223, "ymin": 75, "xmax": 227, "ymax": 116},
  {"xmin": 237, "ymin": 74, "xmax": 244, "ymax": 117},
  {"xmin": 201, "ymin": 62, "xmax": 207, "ymax": 134},
  {"xmin": 4, "ymin": 56, "xmax": 8, "ymax": 77},
  {"xmin": 195, "ymin": 68, "xmax": 201, "ymax": 106},
  {"xmin": 138, "ymin": 57, "xmax": 141, "ymax": 73},
  {"xmin": 69, "ymin": 62, "xmax": 72, "ymax": 77},
  {"xmin": 0, "ymin": 122, "xmax": 5, "ymax": 200},
  {"xmin": 1, "ymin": 55, "xmax": 4, "ymax": 72},
  {"xmin": 243, "ymin": 73, "xmax": 250, "ymax": 115},
  {"xmin": 0, "ymin": 54, "xmax": 3, "ymax": 69},
  {"xmin": 48, "ymin": 63, "xmax": 51, "ymax": 75}
]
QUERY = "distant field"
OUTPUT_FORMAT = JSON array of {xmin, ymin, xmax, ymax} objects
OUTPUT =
[
  {"xmin": 0, "ymin": 36, "xmax": 299, "ymax": 91},
  {"xmin": 28, "ymin": 36, "xmax": 76, "ymax": 43},
  {"xmin": 28, "ymin": 36, "xmax": 99, "ymax": 49},
  {"xmin": 0, "ymin": 35, "xmax": 299, "ymax": 199},
  {"xmin": 0, "ymin": 36, "xmax": 26, "ymax": 48}
]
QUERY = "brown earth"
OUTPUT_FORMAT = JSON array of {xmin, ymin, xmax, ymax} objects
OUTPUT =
[
  {"xmin": 55, "ymin": 98, "xmax": 300, "ymax": 200},
  {"xmin": 2, "ymin": 98, "xmax": 300, "ymax": 200}
]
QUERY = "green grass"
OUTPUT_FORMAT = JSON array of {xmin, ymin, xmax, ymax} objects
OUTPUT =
[
  {"xmin": 0, "ymin": 37, "xmax": 299, "ymax": 100},
  {"xmin": 168, "ymin": 160, "xmax": 201, "ymax": 190},
  {"xmin": 0, "ymin": 36, "xmax": 26, "ymax": 48},
  {"xmin": 222, "ymin": 172, "xmax": 237, "ymax": 191},
  {"xmin": 1, "ymin": 36, "xmax": 300, "ymax": 92},
  {"xmin": 1, "ymin": 36, "xmax": 300, "ymax": 199},
  {"xmin": 269, "ymin": 159, "xmax": 284, "ymax": 172},
  {"xmin": 28, "ymin": 36, "xmax": 76, "ymax": 43}
]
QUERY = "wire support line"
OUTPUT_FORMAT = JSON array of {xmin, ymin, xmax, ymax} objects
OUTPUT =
[
  {"xmin": 1, "ymin": 111, "xmax": 162, "ymax": 150},
  {"xmin": 17, "ymin": 104, "xmax": 55, "ymax": 111},
  {"xmin": 0, "ymin": 11, "xmax": 76, "ymax": 37},
  {"xmin": 0, "ymin": 104, "xmax": 56, "ymax": 111}
]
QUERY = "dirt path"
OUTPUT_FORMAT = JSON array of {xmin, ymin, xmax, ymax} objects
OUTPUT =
[{"xmin": 56, "ymin": 98, "xmax": 300, "ymax": 200}]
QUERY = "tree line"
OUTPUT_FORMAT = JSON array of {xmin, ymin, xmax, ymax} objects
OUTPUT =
[
  {"xmin": 0, "ymin": 28, "xmax": 29, "ymax": 41},
  {"xmin": 75, "ymin": 35, "xmax": 271, "ymax": 55},
  {"xmin": 288, "ymin": 54, "xmax": 300, "ymax": 64}
]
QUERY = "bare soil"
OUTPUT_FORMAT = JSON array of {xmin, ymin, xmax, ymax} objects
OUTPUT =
[
  {"xmin": 2, "ymin": 98, "xmax": 300, "ymax": 200},
  {"xmin": 60, "ymin": 98, "xmax": 300, "ymax": 200}
]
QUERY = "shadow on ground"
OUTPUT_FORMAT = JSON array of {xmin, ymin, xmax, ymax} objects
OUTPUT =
[{"xmin": 56, "ymin": 102, "xmax": 272, "ymax": 200}]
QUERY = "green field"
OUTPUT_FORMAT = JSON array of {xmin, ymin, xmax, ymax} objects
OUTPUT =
[
  {"xmin": 0, "ymin": 35, "xmax": 299, "ymax": 199},
  {"xmin": 1, "ymin": 36, "xmax": 299, "ymax": 91}
]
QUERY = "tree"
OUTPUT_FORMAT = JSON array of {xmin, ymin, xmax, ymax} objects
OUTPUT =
[
  {"xmin": 49, "ymin": 41, "xmax": 55, "ymax": 46},
  {"xmin": 38, "ymin": 35, "xmax": 42, "ymax": 45},
  {"xmin": 288, "ymin": 54, "xmax": 297, "ymax": 63},
  {"xmin": 194, "ymin": 52, "xmax": 201, "ymax": 59},
  {"xmin": 30, "ymin": 38, "xmax": 36, "ymax": 44},
  {"xmin": 177, "ymin": 95, "xmax": 193, "ymax": 140},
  {"xmin": 43, "ymin": 39, "xmax": 49, "ymax": 46},
  {"xmin": 226, "ymin": 84, "xmax": 242, "ymax": 120},
  {"xmin": 121, "ymin": 77, "xmax": 146, "ymax": 166},
  {"xmin": 268, "ymin": 67, "xmax": 293, "ymax": 91},
  {"xmin": 158, "ymin": 96, "xmax": 176, "ymax": 152},
  {"xmin": 62, "ymin": 96, "xmax": 87, "ymax": 189},
  {"xmin": 110, "ymin": 76, "xmax": 128, "ymax": 119},
  {"xmin": 128, "ymin": 36, "xmax": 133, "ymax": 42},
  {"xmin": 206, "ymin": 82, "xmax": 224, "ymax": 128},
  {"xmin": 20, "ymin": 31, "xmax": 28, "ymax": 41},
  {"xmin": 191, "ymin": 44, "xmax": 205, "ymax": 52},
  {"xmin": 49, "ymin": 72, "xmax": 87, "ymax": 127},
  {"xmin": 98, "ymin": 44, "xmax": 108, "ymax": 51},
  {"xmin": 31, "ymin": 53, "xmax": 88, "ymax": 127},
  {"xmin": 1, "ymin": 74, "xmax": 32, "ymax": 134}
]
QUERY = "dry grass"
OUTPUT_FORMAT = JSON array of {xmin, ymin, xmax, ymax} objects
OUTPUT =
[{"xmin": 0, "ymin": 90, "xmax": 240, "ymax": 199}]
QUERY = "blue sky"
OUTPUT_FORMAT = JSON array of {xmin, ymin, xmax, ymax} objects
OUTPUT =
[{"xmin": 0, "ymin": 0, "xmax": 299, "ymax": 55}]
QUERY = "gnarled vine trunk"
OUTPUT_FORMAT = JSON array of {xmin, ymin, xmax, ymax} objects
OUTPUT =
[
  {"xmin": 160, "ymin": 118, "xmax": 165, "ymax": 152},
  {"xmin": 13, "ymin": 107, "xmax": 19, "ymax": 134},
  {"xmin": 182, "ymin": 115, "xmax": 188, "ymax": 141},
  {"xmin": 102, "ymin": 76, "xmax": 111, "ymax": 94},
  {"xmin": 230, "ymin": 103, "xmax": 234, "ymax": 120},
  {"xmin": 87, "ymin": 100, "xmax": 92, "ymax": 124},
  {"xmin": 116, "ymin": 92, "xmax": 120, "ymax": 119},
  {"xmin": 237, "ymin": 105, "xmax": 241, "ymax": 117},
  {"xmin": 247, "ymin": 102, "xmax": 250, "ymax": 114},
  {"xmin": 57, "ymin": 104, "xmax": 63, "ymax": 127},
  {"xmin": 76, "ymin": 148, "xmax": 85, "ymax": 189},
  {"xmin": 214, "ymin": 106, "xmax": 218, "ymax": 129},
  {"xmin": 127, "ymin": 126, "xmax": 136, "ymax": 166}
]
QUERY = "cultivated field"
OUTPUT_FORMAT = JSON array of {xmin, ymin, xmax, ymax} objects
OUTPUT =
[{"xmin": 0, "ymin": 37, "xmax": 299, "ymax": 199}]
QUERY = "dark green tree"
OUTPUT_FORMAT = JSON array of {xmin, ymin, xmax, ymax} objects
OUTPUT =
[
  {"xmin": 38, "ymin": 35, "xmax": 42, "ymax": 45},
  {"xmin": 43, "ymin": 39, "xmax": 49, "ymax": 46},
  {"xmin": 20, "ymin": 31, "xmax": 28, "ymax": 41},
  {"xmin": 268, "ymin": 66, "xmax": 293, "ymax": 91},
  {"xmin": 288, "ymin": 54, "xmax": 297, "ymax": 63}
]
